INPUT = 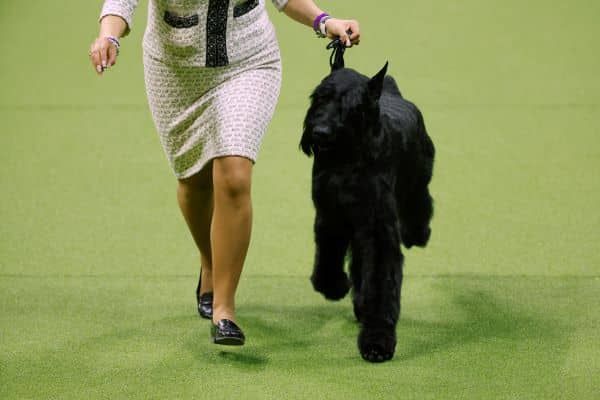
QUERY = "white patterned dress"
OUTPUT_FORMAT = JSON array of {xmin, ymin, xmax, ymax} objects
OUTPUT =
[{"xmin": 100, "ymin": 0, "xmax": 289, "ymax": 178}]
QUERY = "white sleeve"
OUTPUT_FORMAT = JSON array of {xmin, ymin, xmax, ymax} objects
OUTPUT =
[
  {"xmin": 99, "ymin": 0, "xmax": 139, "ymax": 35},
  {"xmin": 271, "ymin": 0, "xmax": 289, "ymax": 11}
]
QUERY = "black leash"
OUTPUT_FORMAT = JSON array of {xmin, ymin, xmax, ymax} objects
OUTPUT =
[
  {"xmin": 327, "ymin": 38, "xmax": 346, "ymax": 70},
  {"xmin": 326, "ymin": 29, "xmax": 352, "ymax": 70}
]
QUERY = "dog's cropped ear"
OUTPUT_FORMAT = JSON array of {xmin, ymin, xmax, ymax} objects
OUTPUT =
[{"xmin": 367, "ymin": 61, "xmax": 389, "ymax": 102}]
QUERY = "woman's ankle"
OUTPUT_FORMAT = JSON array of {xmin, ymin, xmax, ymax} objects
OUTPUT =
[
  {"xmin": 212, "ymin": 305, "xmax": 236, "ymax": 324},
  {"xmin": 200, "ymin": 265, "xmax": 213, "ymax": 294}
]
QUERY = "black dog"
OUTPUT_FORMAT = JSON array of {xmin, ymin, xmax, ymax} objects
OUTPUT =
[{"xmin": 300, "ymin": 61, "xmax": 435, "ymax": 362}]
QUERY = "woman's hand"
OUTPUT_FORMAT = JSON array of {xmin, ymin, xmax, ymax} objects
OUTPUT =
[
  {"xmin": 325, "ymin": 18, "xmax": 360, "ymax": 47},
  {"xmin": 89, "ymin": 15, "xmax": 127, "ymax": 76},
  {"xmin": 89, "ymin": 36, "xmax": 119, "ymax": 75},
  {"xmin": 280, "ymin": 1, "xmax": 361, "ymax": 46}
]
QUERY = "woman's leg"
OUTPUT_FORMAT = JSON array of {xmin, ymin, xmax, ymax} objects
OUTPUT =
[
  {"xmin": 177, "ymin": 163, "xmax": 214, "ymax": 294},
  {"xmin": 210, "ymin": 156, "xmax": 253, "ymax": 323}
]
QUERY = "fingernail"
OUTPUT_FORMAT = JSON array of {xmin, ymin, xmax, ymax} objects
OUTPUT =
[
  {"xmin": 96, "ymin": 65, "xmax": 102, "ymax": 73},
  {"xmin": 102, "ymin": 61, "xmax": 107, "ymax": 68}
]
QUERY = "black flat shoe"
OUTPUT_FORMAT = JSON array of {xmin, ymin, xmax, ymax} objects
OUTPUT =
[
  {"xmin": 211, "ymin": 319, "xmax": 245, "ymax": 346},
  {"xmin": 195, "ymin": 274, "xmax": 213, "ymax": 320}
]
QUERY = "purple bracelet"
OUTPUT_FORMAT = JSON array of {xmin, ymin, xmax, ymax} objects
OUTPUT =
[
  {"xmin": 104, "ymin": 35, "xmax": 121, "ymax": 55},
  {"xmin": 313, "ymin": 12, "xmax": 329, "ymax": 31}
]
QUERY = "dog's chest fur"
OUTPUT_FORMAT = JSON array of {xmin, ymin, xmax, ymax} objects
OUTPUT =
[{"xmin": 312, "ymin": 164, "xmax": 397, "ymax": 224}]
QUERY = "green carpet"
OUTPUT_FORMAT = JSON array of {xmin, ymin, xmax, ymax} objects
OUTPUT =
[{"xmin": 1, "ymin": 1, "xmax": 598, "ymax": 399}]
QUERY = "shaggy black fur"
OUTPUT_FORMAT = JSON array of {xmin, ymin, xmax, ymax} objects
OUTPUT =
[{"xmin": 300, "ymin": 62, "xmax": 435, "ymax": 362}]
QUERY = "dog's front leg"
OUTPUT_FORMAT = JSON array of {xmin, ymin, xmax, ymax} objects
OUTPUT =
[
  {"xmin": 353, "ymin": 221, "xmax": 403, "ymax": 363},
  {"xmin": 310, "ymin": 211, "xmax": 351, "ymax": 300}
]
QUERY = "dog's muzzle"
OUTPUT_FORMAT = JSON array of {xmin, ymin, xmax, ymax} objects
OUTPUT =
[{"xmin": 312, "ymin": 125, "xmax": 335, "ymax": 149}]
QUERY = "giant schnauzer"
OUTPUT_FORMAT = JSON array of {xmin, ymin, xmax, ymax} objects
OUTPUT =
[{"xmin": 300, "ymin": 59, "xmax": 435, "ymax": 362}]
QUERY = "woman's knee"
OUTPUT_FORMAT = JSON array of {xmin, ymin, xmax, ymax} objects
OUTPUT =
[{"xmin": 212, "ymin": 156, "xmax": 253, "ymax": 200}]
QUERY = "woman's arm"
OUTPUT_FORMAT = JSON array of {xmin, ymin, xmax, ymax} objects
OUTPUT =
[
  {"xmin": 281, "ymin": 0, "xmax": 360, "ymax": 46},
  {"xmin": 89, "ymin": 16, "xmax": 127, "ymax": 75},
  {"xmin": 99, "ymin": 14, "xmax": 129, "ymax": 38},
  {"xmin": 89, "ymin": 0, "xmax": 139, "ymax": 75}
]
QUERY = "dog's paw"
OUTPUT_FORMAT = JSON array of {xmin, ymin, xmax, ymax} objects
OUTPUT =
[
  {"xmin": 311, "ymin": 272, "xmax": 351, "ymax": 300},
  {"xmin": 358, "ymin": 326, "xmax": 396, "ymax": 363},
  {"xmin": 402, "ymin": 226, "xmax": 431, "ymax": 248}
]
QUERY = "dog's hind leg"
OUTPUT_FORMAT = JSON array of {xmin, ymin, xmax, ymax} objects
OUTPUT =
[
  {"xmin": 310, "ymin": 211, "xmax": 351, "ymax": 300},
  {"xmin": 399, "ymin": 184, "xmax": 433, "ymax": 248},
  {"xmin": 398, "ymin": 134, "xmax": 435, "ymax": 248}
]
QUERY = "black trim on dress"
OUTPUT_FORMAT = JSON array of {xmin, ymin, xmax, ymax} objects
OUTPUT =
[{"xmin": 206, "ymin": 0, "xmax": 230, "ymax": 67}]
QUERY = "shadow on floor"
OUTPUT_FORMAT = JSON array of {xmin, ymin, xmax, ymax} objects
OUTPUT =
[{"xmin": 187, "ymin": 284, "xmax": 565, "ymax": 367}]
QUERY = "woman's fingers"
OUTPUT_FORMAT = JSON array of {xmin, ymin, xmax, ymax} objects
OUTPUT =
[
  {"xmin": 107, "ymin": 44, "xmax": 118, "ymax": 67},
  {"xmin": 99, "ymin": 40, "xmax": 109, "ymax": 71},
  {"xmin": 339, "ymin": 29, "xmax": 351, "ymax": 47},
  {"xmin": 341, "ymin": 20, "xmax": 360, "ymax": 47},
  {"xmin": 89, "ymin": 47, "xmax": 103, "ymax": 75},
  {"xmin": 89, "ymin": 37, "xmax": 119, "ymax": 75},
  {"xmin": 326, "ymin": 19, "xmax": 361, "ymax": 47},
  {"xmin": 347, "ymin": 20, "xmax": 361, "ymax": 45},
  {"xmin": 89, "ymin": 40, "xmax": 104, "ymax": 74}
]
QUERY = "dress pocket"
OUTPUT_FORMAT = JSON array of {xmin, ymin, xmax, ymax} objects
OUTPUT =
[
  {"xmin": 163, "ymin": 11, "xmax": 199, "ymax": 29},
  {"xmin": 233, "ymin": 0, "xmax": 259, "ymax": 17},
  {"xmin": 161, "ymin": 11, "xmax": 201, "ymax": 57}
]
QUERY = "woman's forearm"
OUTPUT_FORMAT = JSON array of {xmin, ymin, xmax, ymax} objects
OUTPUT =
[
  {"xmin": 99, "ymin": 15, "xmax": 128, "ymax": 39},
  {"xmin": 282, "ymin": 0, "xmax": 324, "ymax": 27}
]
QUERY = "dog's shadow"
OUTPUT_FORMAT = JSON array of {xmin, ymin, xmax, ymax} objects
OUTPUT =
[
  {"xmin": 24, "ymin": 285, "xmax": 562, "ymax": 376},
  {"xmin": 188, "ymin": 287, "xmax": 563, "ymax": 367},
  {"xmin": 395, "ymin": 289, "xmax": 562, "ymax": 361}
]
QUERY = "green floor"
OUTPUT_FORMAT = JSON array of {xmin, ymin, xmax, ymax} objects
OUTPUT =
[{"xmin": 1, "ymin": 1, "xmax": 599, "ymax": 399}]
